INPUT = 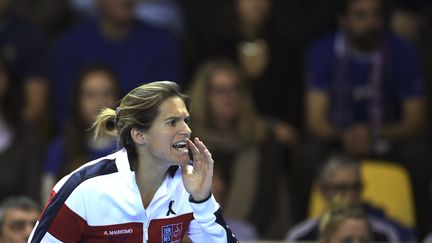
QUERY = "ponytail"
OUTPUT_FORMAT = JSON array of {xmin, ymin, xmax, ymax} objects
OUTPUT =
[{"xmin": 91, "ymin": 108, "xmax": 117, "ymax": 140}]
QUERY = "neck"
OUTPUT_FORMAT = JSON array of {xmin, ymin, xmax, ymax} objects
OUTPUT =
[
  {"xmin": 239, "ymin": 21, "xmax": 261, "ymax": 40},
  {"xmin": 350, "ymin": 42, "xmax": 379, "ymax": 54},
  {"xmin": 134, "ymin": 151, "xmax": 170, "ymax": 207},
  {"xmin": 99, "ymin": 17, "xmax": 132, "ymax": 41},
  {"xmin": 349, "ymin": 44, "xmax": 377, "ymax": 58},
  {"xmin": 345, "ymin": 33, "xmax": 382, "ymax": 54}
]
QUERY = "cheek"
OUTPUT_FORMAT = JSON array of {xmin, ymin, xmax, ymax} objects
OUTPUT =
[
  {"xmin": 148, "ymin": 131, "xmax": 173, "ymax": 150},
  {"xmin": 80, "ymin": 98, "xmax": 96, "ymax": 118},
  {"xmin": 103, "ymin": 95, "xmax": 117, "ymax": 108}
]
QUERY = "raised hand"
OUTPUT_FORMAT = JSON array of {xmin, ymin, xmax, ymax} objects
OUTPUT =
[{"xmin": 181, "ymin": 137, "xmax": 214, "ymax": 201}]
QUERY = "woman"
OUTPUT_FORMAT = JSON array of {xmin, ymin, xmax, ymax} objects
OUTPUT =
[
  {"xmin": 319, "ymin": 204, "xmax": 372, "ymax": 243},
  {"xmin": 29, "ymin": 81, "xmax": 237, "ymax": 242},
  {"xmin": 41, "ymin": 64, "xmax": 119, "ymax": 203},
  {"xmin": 188, "ymin": 59, "xmax": 287, "ymax": 237}
]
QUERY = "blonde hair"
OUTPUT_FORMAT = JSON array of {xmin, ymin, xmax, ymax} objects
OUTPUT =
[
  {"xmin": 91, "ymin": 81, "xmax": 189, "ymax": 169},
  {"xmin": 319, "ymin": 195, "xmax": 371, "ymax": 243},
  {"xmin": 187, "ymin": 59, "xmax": 265, "ymax": 142}
]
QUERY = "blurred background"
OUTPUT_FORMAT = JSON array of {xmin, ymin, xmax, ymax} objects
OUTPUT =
[{"xmin": 0, "ymin": 0, "xmax": 431, "ymax": 242}]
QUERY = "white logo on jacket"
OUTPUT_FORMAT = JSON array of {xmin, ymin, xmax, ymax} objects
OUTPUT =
[{"xmin": 103, "ymin": 229, "xmax": 133, "ymax": 235}]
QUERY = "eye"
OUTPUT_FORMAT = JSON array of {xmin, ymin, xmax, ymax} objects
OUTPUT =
[
  {"xmin": 184, "ymin": 117, "xmax": 190, "ymax": 124},
  {"xmin": 167, "ymin": 120, "xmax": 176, "ymax": 127}
]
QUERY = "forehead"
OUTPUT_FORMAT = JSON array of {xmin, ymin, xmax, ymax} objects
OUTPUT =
[
  {"xmin": 157, "ymin": 96, "xmax": 189, "ymax": 118},
  {"xmin": 328, "ymin": 167, "xmax": 360, "ymax": 182},
  {"xmin": 82, "ymin": 72, "xmax": 115, "ymax": 88},
  {"xmin": 4, "ymin": 208, "xmax": 39, "ymax": 221},
  {"xmin": 210, "ymin": 69, "xmax": 239, "ymax": 86}
]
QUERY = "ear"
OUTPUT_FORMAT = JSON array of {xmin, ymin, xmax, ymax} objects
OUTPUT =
[{"xmin": 130, "ymin": 127, "xmax": 146, "ymax": 145}]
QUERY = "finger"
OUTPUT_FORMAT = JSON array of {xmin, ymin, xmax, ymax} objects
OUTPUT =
[
  {"xmin": 195, "ymin": 137, "xmax": 208, "ymax": 153},
  {"xmin": 195, "ymin": 138, "xmax": 213, "ymax": 164},
  {"xmin": 188, "ymin": 139, "xmax": 202, "ymax": 160}
]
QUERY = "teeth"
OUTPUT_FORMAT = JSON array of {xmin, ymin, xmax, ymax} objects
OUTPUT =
[{"xmin": 172, "ymin": 141, "xmax": 188, "ymax": 150}]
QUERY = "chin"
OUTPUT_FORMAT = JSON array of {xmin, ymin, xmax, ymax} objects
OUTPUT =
[
  {"xmin": 167, "ymin": 156, "xmax": 189, "ymax": 166},
  {"xmin": 177, "ymin": 156, "xmax": 190, "ymax": 165}
]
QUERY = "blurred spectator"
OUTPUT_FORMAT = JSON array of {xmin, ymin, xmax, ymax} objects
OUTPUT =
[
  {"xmin": 10, "ymin": 0, "xmax": 73, "ymax": 40},
  {"xmin": 189, "ymin": 0, "xmax": 303, "ymax": 136},
  {"xmin": 0, "ymin": 196, "xmax": 40, "ymax": 243},
  {"xmin": 293, "ymin": 0, "xmax": 431, "ymax": 237},
  {"xmin": 0, "ymin": 0, "xmax": 50, "ymax": 124},
  {"xmin": 212, "ymin": 166, "xmax": 258, "ymax": 241},
  {"xmin": 53, "ymin": 0, "xmax": 182, "ymax": 129},
  {"xmin": 286, "ymin": 154, "xmax": 413, "ymax": 242},
  {"xmin": 187, "ymin": 59, "xmax": 287, "ymax": 238},
  {"xmin": 318, "ymin": 202, "xmax": 371, "ymax": 243},
  {"xmin": 0, "ymin": 56, "xmax": 42, "ymax": 202},
  {"xmin": 41, "ymin": 64, "xmax": 119, "ymax": 203}
]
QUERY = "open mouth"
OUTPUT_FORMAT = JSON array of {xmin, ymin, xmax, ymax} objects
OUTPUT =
[{"xmin": 172, "ymin": 141, "xmax": 188, "ymax": 151}]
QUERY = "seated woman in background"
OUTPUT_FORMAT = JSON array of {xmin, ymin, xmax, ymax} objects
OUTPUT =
[
  {"xmin": 319, "ymin": 203, "xmax": 372, "ymax": 243},
  {"xmin": 41, "ymin": 64, "xmax": 119, "ymax": 202},
  {"xmin": 0, "ymin": 56, "xmax": 43, "ymax": 202},
  {"xmin": 187, "ymin": 59, "xmax": 287, "ymax": 238}
]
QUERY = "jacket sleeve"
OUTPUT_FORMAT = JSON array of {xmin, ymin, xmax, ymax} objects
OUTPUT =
[
  {"xmin": 187, "ymin": 195, "xmax": 238, "ymax": 243},
  {"xmin": 28, "ymin": 175, "xmax": 87, "ymax": 242}
]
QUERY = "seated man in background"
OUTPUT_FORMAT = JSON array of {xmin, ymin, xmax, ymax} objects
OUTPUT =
[
  {"xmin": 286, "ymin": 154, "xmax": 415, "ymax": 242},
  {"xmin": 0, "ymin": 196, "xmax": 40, "ymax": 243}
]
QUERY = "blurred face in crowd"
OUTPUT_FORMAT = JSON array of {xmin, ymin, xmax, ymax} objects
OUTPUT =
[
  {"xmin": 340, "ymin": 0, "xmax": 385, "ymax": 51},
  {"xmin": 0, "ymin": 208, "xmax": 38, "ymax": 243},
  {"xmin": 79, "ymin": 71, "xmax": 118, "ymax": 125},
  {"xmin": 97, "ymin": 0, "xmax": 136, "ymax": 23},
  {"xmin": 236, "ymin": 0, "xmax": 271, "ymax": 27},
  {"xmin": 327, "ymin": 218, "xmax": 371, "ymax": 243},
  {"xmin": 207, "ymin": 69, "xmax": 243, "ymax": 127},
  {"xmin": 321, "ymin": 166, "xmax": 362, "ymax": 206}
]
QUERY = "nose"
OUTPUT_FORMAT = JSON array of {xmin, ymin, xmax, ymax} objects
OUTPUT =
[{"xmin": 179, "ymin": 121, "xmax": 192, "ymax": 136}]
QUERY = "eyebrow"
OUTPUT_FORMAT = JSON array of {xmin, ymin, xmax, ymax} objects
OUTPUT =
[{"xmin": 164, "ymin": 115, "xmax": 190, "ymax": 121}]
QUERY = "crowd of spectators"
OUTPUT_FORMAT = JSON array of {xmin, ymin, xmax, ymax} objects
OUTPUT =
[{"xmin": 0, "ymin": 0, "xmax": 431, "ymax": 241}]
